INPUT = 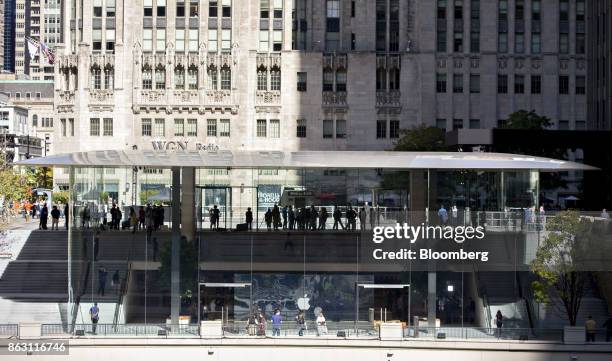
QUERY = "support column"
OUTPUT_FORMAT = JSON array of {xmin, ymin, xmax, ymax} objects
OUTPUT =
[
  {"xmin": 427, "ymin": 271, "xmax": 437, "ymax": 327},
  {"xmin": 181, "ymin": 167, "xmax": 196, "ymax": 240},
  {"xmin": 171, "ymin": 167, "xmax": 181, "ymax": 324}
]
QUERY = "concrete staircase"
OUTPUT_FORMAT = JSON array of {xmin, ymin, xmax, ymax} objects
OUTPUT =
[{"xmin": 477, "ymin": 271, "xmax": 531, "ymax": 328}]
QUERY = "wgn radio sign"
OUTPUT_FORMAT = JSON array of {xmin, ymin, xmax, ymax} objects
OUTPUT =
[
  {"xmin": 150, "ymin": 140, "xmax": 220, "ymax": 152},
  {"xmin": 371, "ymin": 223, "xmax": 490, "ymax": 262}
]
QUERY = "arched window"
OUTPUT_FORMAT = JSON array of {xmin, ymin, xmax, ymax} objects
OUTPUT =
[
  {"xmin": 91, "ymin": 66, "xmax": 102, "ymax": 89},
  {"xmin": 142, "ymin": 65, "xmax": 153, "ymax": 89},
  {"xmin": 155, "ymin": 65, "xmax": 166, "ymax": 89},
  {"xmin": 174, "ymin": 65, "xmax": 185, "ymax": 89},
  {"xmin": 187, "ymin": 65, "xmax": 198, "ymax": 90},
  {"xmin": 257, "ymin": 66, "xmax": 267, "ymax": 91},
  {"xmin": 270, "ymin": 66, "xmax": 281, "ymax": 91},
  {"xmin": 104, "ymin": 65, "xmax": 114, "ymax": 90},
  {"xmin": 220, "ymin": 66, "xmax": 231, "ymax": 90},
  {"xmin": 207, "ymin": 66, "xmax": 218, "ymax": 90}
]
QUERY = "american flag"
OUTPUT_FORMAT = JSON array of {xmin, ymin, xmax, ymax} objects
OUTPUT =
[{"xmin": 40, "ymin": 42, "xmax": 55, "ymax": 65}]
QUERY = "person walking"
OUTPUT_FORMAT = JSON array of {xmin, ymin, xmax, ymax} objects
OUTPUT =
[
  {"xmin": 245, "ymin": 207, "xmax": 253, "ymax": 230},
  {"xmin": 288, "ymin": 206, "xmax": 295, "ymax": 230},
  {"xmin": 97, "ymin": 267, "xmax": 107, "ymax": 296},
  {"xmin": 112, "ymin": 269, "xmax": 120, "ymax": 294},
  {"xmin": 296, "ymin": 310, "xmax": 306, "ymax": 336},
  {"xmin": 129, "ymin": 207, "xmax": 138, "ymax": 233},
  {"xmin": 64, "ymin": 203, "xmax": 70, "ymax": 229},
  {"xmin": 264, "ymin": 208, "xmax": 272, "ymax": 231},
  {"xmin": 39, "ymin": 204, "xmax": 49, "ymax": 230},
  {"xmin": 586, "ymin": 316, "xmax": 597, "ymax": 342},
  {"xmin": 495, "ymin": 310, "xmax": 503, "ymax": 338},
  {"xmin": 602, "ymin": 317, "xmax": 612, "ymax": 342},
  {"xmin": 333, "ymin": 206, "xmax": 344, "ymax": 230},
  {"xmin": 50, "ymin": 205, "xmax": 60, "ymax": 230},
  {"xmin": 271, "ymin": 309, "xmax": 282, "ymax": 336},
  {"xmin": 89, "ymin": 302, "xmax": 100, "ymax": 334},
  {"xmin": 319, "ymin": 207, "xmax": 328, "ymax": 230}
]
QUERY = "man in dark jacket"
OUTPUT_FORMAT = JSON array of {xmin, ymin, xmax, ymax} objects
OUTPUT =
[{"xmin": 51, "ymin": 206, "xmax": 61, "ymax": 230}]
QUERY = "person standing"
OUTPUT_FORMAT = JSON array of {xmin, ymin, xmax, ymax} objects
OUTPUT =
[
  {"xmin": 296, "ymin": 310, "xmax": 306, "ymax": 336},
  {"xmin": 601, "ymin": 209, "xmax": 610, "ymax": 219},
  {"xmin": 271, "ymin": 309, "xmax": 282, "ymax": 336},
  {"xmin": 272, "ymin": 204, "xmax": 281, "ymax": 230},
  {"xmin": 288, "ymin": 206, "xmax": 295, "ymax": 230},
  {"xmin": 129, "ymin": 207, "xmax": 138, "ymax": 233},
  {"xmin": 39, "ymin": 204, "xmax": 49, "ymax": 230},
  {"xmin": 138, "ymin": 206, "xmax": 146, "ymax": 230},
  {"xmin": 319, "ymin": 207, "xmax": 328, "ymax": 230},
  {"xmin": 495, "ymin": 310, "xmax": 503, "ymax": 338},
  {"xmin": 438, "ymin": 205, "xmax": 448, "ymax": 225},
  {"xmin": 50, "ymin": 206, "xmax": 60, "ymax": 230},
  {"xmin": 333, "ymin": 206, "xmax": 344, "ymax": 230},
  {"xmin": 89, "ymin": 302, "xmax": 100, "ymax": 334},
  {"xmin": 245, "ymin": 207, "xmax": 253, "ymax": 230},
  {"xmin": 451, "ymin": 205, "xmax": 458, "ymax": 225},
  {"xmin": 97, "ymin": 267, "xmax": 107, "ymax": 296},
  {"xmin": 358, "ymin": 207, "xmax": 366, "ymax": 231},
  {"xmin": 110, "ymin": 204, "xmax": 118, "ymax": 230},
  {"xmin": 112, "ymin": 269, "xmax": 120, "ymax": 294},
  {"xmin": 282, "ymin": 205, "xmax": 288, "ymax": 229},
  {"xmin": 264, "ymin": 208, "xmax": 272, "ymax": 231},
  {"xmin": 585, "ymin": 316, "xmax": 597, "ymax": 342},
  {"xmin": 602, "ymin": 317, "xmax": 612, "ymax": 342},
  {"xmin": 64, "ymin": 203, "xmax": 70, "ymax": 229},
  {"xmin": 316, "ymin": 312, "xmax": 327, "ymax": 336},
  {"xmin": 212, "ymin": 205, "xmax": 220, "ymax": 229}
]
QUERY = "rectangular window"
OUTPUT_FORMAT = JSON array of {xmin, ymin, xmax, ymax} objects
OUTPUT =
[
  {"xmin": 69, "ymin": 119, "xmax": 75, "ymax": 136},
  {"xmin": 470, "ymin": 0, "xmax": 480, "ymax": 53},
  {"xmin": 103, "ymin": 118, "xmax": 113, "ymax": 136},
  {"xmin": 209, "ymin": 0, "xmax": 218, "ymax": 17},
  {"xmin": 272, "ymin": 30, "xmax": 283, "ymax": 51},
  {"xmin": 174, "ymin": 119, "xmax": 184, "ymax": 136},
  {"xmin": 176, "ymin": 29, "xmax": 185, "ymax": 52},
  {"xmin": 323, "ymin": 70, "xmax": 334, "ymax": 92},
  {"xmin": 92, "ymin": 29, "xmax": 102, "ymax": 51},
  {"xmin": 221, "ymin": 30, "xmax": 232, "ymax": 51},
  {"xmin": 497, "ymin": 74, "xmax": 508, "ymax": 93},
  {"xmin": 531, "ymin": 75, "xmax": 541, "ymax": 94},
  {"xmin": 260, "ymin": 0, "xmax": 270, "ymax": 18},
  {"xmin": 175, "ymin": 67, "xmax": 185, "ymax": 89},
  {"xmin": 389, "ymin": 120, "xmax": 400, "ymax": 138},
  {"xmin": 142, "ymin": 119, "xmax": 152, "ymax": 136},
  {"xmin": 208, "ymin": 67, "xmax": 218, "ymax": 89},
  {"xmin": 436, "ymin": 118, "xmax": 447, "ymax": 129},
  {"xmin": 107, "ymin": 0, "xmax": 116, "ymax": 17},
  {"xmin": 106, "ymin": 30, "xmax": 116, "ymax": 52},
  {"xmin": 469, "ymin": 74, "xmax": 480, "ymax": 94},
  {"xmin": 273, "ymin": 0, "xmax": 283, "ymax": 18},
  {"xmin": 144, "ymin": 0, "xmax": 153, "ymax": 16},
  {"xmin": 436, "ymin": 73, "xmax": 447, "ymax": 93},
  {"xmin": 256, "ymin": 119, "xmax": 267, "ymax": 137},
  {"xmin": 296, "ymin": 119, "xmax": 307, "ymax": 138},
  {"xmin": 93, "ymin": 0, "xmax": 102, "ymax": 17},
  {"xmin": 143, "ymin": 67, "xmax": 153, "ymax": 89},
  {"xmin": 469, "ymin": 118, "xmax": 480, "ymax": 129},
  {"xmin": 297, "ymin": 72, "xmax": 307, "ymax": 92},
  {"xmin": 153, "ymin": 119, "xmax": 165, "ymax": 137},
  {"xmin": 61, "ymin": 119, "xmax": 66, "ymax": 136},
  {"xmin": 188, "ymin": 67, "xmax": 198, "ymax": 89},
  {"xmin": 335, "ymin": 119, "xmax": 346, "ymax": 139},
  {"xmin": 453, "ymin": 73, "xmax": 463, "ymax": 93},
  {"xmin": 259, "ymin": 30, "xmax": 269, "ymax": 52},
  {"xmin": 269, "ymin": 119, "xmax": 280, "ymax": 138},
  {"xmin": 514, "ymin": 33, "xmax": 524, "ymax": 53},
  {"xmin": 257, "ymin": 69, "xmax": 267, "ymax": 91},
  {"xmin": 335, "ymin": 71, "xmax": 347, "ymax": 92},
  {"xmin": 156, "ymin": 29, "xmax": 166, "ymax": 51},
  {"xmin": 187, "ymin": 119, "xmax": 197, "ymax": 136},
  {"xmin": 220, "ymin": 67, "xmax": 231, "ymax": 90},
  {"xmin": 92, "ymin": 67, "xmax": 102, "ymax": 89},
  {"xmin": 208, "ymin": 29, "xmax": 218, "ymax": 52},
  {"xmin": 559, "ymin": 75, "xmax": 569, "ymax": 94},
  {"xmin": 452, "ymin": 118, "xmax": 463, "ymax": 130},
  {"xmin": 177, "ymin": 0, "xmax": 185, "ymax": 17},
  {"xmin": 437, "ymin": 0, "xmax": 447, "ymax": 52},
  {"xmin": 222, "ymin": 0, "xmax": 231, "ymax": 17},
  {"xmin": 90, "ymin": 118, "xmax": 100, "ymax": 136},
  {"xmin": 576, "ymin": 76, "xmax": 585, "ymax": 95},
  {"xmin": 497, "ymin": 0, "xmax": 508, "ymax": 53},
  {"xmin": 157, "ymin": 0, "xmax": 166, "ymax": 17},
  {"xmin": 531, "ymin": 33, "xmax": 541, "ymax": 54},
  {"xmin": 207, "ymin": 119, "xmax": 217, "ymax": 136},
  {"xmin": 376, "ymin": 120, "xmax": 387, "ymax": 139},
  {"xmin": 514, "ymin": 74, "xmax": 525, "ymax": 94},
  {"xmin": 188, "ymin": 29, "xmax": 198, "ymax": 52},
  {"xmin": 143, "ymin": 29, "xmax": 153, "ymax": 52},
  {"xmin": 219, "ymin": 119, "xmax": 230, "ymax": 137},
  {"xmin": 190, "ymin": 3, "xmax": 199, "ymax": 17},
  {"xmin": 155, "ymin": 67, "xmax": 166, "ymax": 89},
  {"xmin": 323, "ymin": 119, "xmax": 334, "ymax": 138}
]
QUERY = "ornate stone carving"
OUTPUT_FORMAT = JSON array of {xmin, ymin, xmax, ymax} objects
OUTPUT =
[
  {"xmin": 322, "ymin": 91, "xmax": 347, "ymax": 107},
  {"xmin": 141, "ymin": 90, "xmax": 165, "ymax": 102},
  {"xmin": 89, "ymin": 89, "xmax": 114, "ymax": 103},
  {"xmin": 470, "ymin": 57, "xmax": 480, "ymax": 69},
  {"xmin": 498, "ymin": 57, "xmax": 508, "ymax": 69},
  {"xmin": 323, "ymin": 54, "xmax": 334, "ymax": 69},
  {"xmin": 206, "ymin": 90, "xmax": 231, "ymax": 104},
  {"xmin": 376, "ymin": 91, "xmax": 401, "ymax": 108},
  {"xmin": 256, "ymin": 90, "xmax": 281, "ymax": 105},
  {"xmin": 453, "ymin": 57, "xmax": 463, "ymax": 69},
  {"xmin": 437, "ymin": 58, "xmax": 447, "ymax": 69}
]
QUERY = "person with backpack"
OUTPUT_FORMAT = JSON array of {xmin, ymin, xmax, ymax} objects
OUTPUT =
[
  {"xmin": 89, "ymin": 302, "xmax": 100, "ymax": 334},
  {"xmin": 51, "ymin": 205, "xmax": 61, "ymax": 230}
]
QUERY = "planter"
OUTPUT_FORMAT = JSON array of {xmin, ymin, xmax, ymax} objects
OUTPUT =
[
  {"xmin": 200, "ymin": 320, "xmax": 223, "ymax": 338},
  {"xmin": 563, "ymin": 326, "xmax": 586, "ymax": 344},
  {"xmin": 379, "ymin": 322, "xmax": 403, "ymax": 340}
]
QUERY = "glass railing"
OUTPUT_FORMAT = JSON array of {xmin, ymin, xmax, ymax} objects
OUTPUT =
[{"xmin": 0, "ymin": 324, "xmax": 19, "ymax": 338}]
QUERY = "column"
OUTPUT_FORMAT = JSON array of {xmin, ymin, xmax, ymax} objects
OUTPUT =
[
  {"xmin": 170, "ymin": 167, "xmax": 181, "ymax": 323},
  {"xmin": 181, "ymin": 167, "xmax": 196, "ymax": 240},
  {"xmin": 427, "ymin": 271, "xmax": 436, "ymax": 327}
]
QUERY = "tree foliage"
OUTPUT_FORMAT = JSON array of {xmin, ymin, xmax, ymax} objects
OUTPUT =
[
  {"xmin": 393, "ymin": 124, "xmax": 448, "ymax": 152},
  {"xmin": 503, "ymin": 110, "xmax": 552, "ymax": 130},
  {"xmin": 530, "ymin": 211, "xmax": 590, "ymax": 326}
]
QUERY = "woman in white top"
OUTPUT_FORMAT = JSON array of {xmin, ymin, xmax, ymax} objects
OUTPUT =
[{"xmin": 316, "ymin": 312, "xmax": 327, "ymax": 336}]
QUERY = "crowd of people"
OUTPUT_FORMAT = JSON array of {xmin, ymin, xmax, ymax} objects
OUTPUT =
[
  {"xmin": 243, "ymin": 309, "xmax": 328, "ymax": 337},
  {"xmin": 78, "ymin": 203, "xmax": 166, "ymax": 232}
]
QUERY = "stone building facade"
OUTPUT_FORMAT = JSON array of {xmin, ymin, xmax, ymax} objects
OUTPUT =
[{"xmin": 52, "ymin": 0, "xmax": 589, "ymax": 158}]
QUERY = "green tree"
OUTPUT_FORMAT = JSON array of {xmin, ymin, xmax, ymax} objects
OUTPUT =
[
  {"xmin": 530, "ymin": 211, "xmax": 590, "ymax": 326},
  {"xmin": 503, "ymin": 110, "xmax": 552, "ymax": 130},
  {"xmin": 32, "ymin": 167, "xmax": 53, "ymax": 189},
  {"xmin": 52, "ymin": 191, "xmax": 69, "ymax": 205},
  {"xmin": 140, "ymin": 190, "xmax": 160, "ymax": 205},
  {"xmin": 158, "ymin": 237, "xmax": 199, "ymax": 298},
  {"xmin": 392, "ymin": 124, "xmax": 448, "ymax": 152}
]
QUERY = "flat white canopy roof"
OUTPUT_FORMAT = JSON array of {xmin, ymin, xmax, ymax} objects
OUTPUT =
[{"xmin": 15, "ymin": 150, "xmax": 597, "ymax": 171}]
